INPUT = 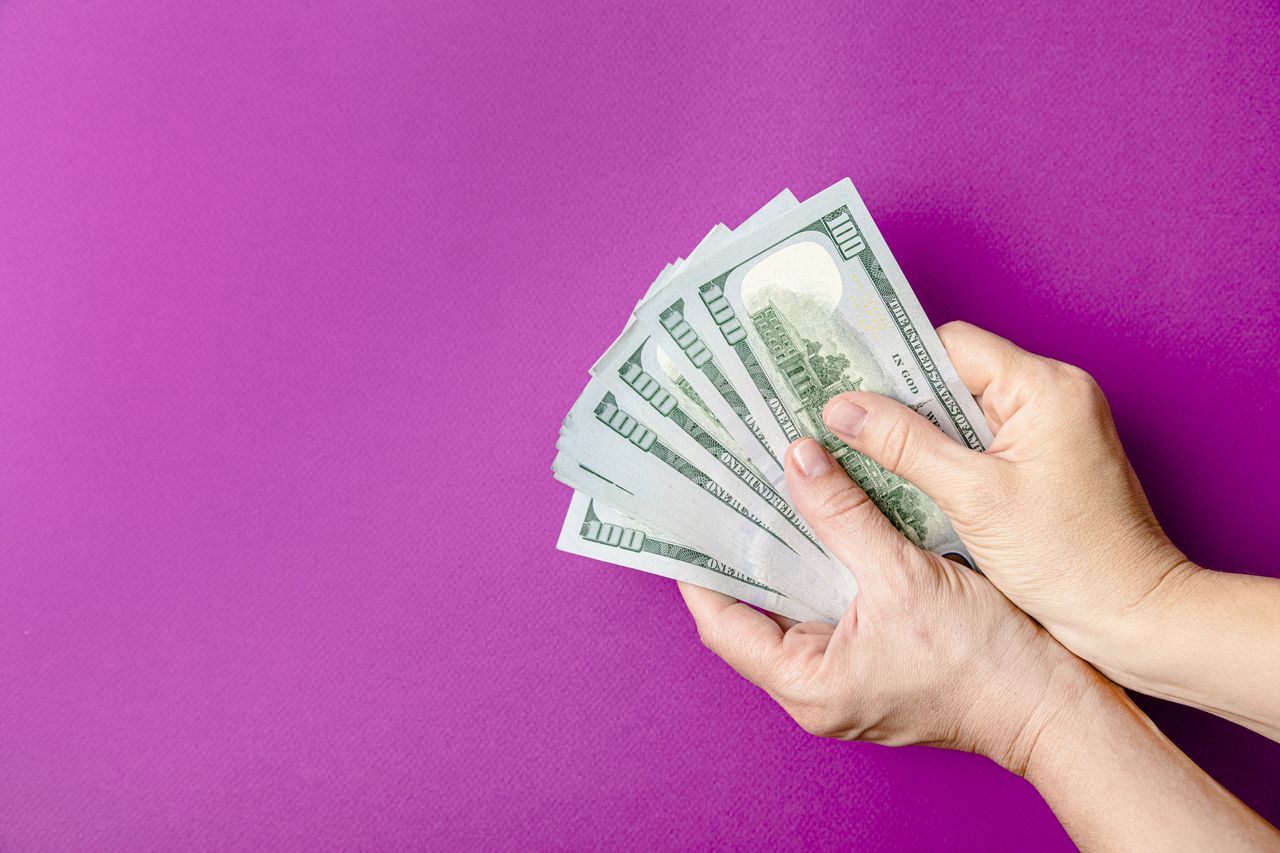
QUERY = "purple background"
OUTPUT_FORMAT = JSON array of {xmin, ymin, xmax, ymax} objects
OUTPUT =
[{"xmin": 1, "ymin": 0, "xmax": 1278, "ymax": 849}]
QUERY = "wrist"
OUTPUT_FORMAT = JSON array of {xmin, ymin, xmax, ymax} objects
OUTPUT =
[
  {"xmin": 1033, "ymin": 546, "xmax": 1200, "ymax": 683},
  {"xmin": 955, "ymin": 633, "xmax": 1107, "ymax": 777},
  {"xmin": 1085, "ymin": 555, "xmax": 1204, "ymax": 691},
  {"xmin": 991, "ymin": 652, "xmax": 1113, "ymax": 779},
  {"xmin": 1084, "ymin": 563, "xmax": 1280, "ymax": 739},
  {"xmin": 1013, "ymin": 655, "xmax": 1280, "ymax": 851},
  {"xmin": 1019, "ymin": 664, "xmax": 1133, "ymax": 783}
]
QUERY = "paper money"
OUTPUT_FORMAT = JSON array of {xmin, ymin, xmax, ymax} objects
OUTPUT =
[
  {"xmin": 631, "ymin": 180, "xmax": 992, "ymax": 561},
  {"xmin": 557, "ymin": 489, "xmax": 829, "ymax": 624},
  {"xmin": 554, "ymin": 180, "xmax": 990, "ymax": 622},
  {"xmin": 554, "ymin": 387, "xmax": 848, "ymax": 617}
]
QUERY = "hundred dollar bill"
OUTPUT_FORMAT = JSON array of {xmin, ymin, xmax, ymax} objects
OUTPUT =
[
  {"xmin": 587, "ymin": 190, "xmax": 803, "ymax": 478},
  {"xmin": 595, "ymin": 325, "xmax": 784, "ymax": 482},
  {"xmin": 633, "ymin": 179, "xmax": 993, "ymax": 562},
  {"xmin": 556, "ymin": 388, "xmax": 804, "ymax": 574},
  {"xmin": 554, "ymin": 193, "xmax": 826, "ymax": 614},
  {"xmin": 557, "ymin": 491, "xmax": 832, "ymax": 623},
  {"xmin": 603, "ymin": 229, "xmax": 722, "ymax": 361},
  {"xmin": 610, "ymin": 190, "xmax": 800, "ymax": 364},
  {"xmin": 640, "ymin": 191, "xmax": 797, "ymax": 303},
  {"xmin": 592, "ymin": 325, "xmax": 823, "ymax": 559},
  {"xmin": 552, "ymin": 452, "xmax": 847, "ymax": 622},
  {"xmin": 594, "ymin": 350, "xmax": 826, "ymax": 561},
  {"xmin": 554, "ymin": 387, "xmax": 854, "ymax": 616}
]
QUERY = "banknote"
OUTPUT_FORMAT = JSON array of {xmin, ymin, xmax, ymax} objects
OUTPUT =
[
  {"xmin": 592, "ymin": 325, "xmax": 824, "ymax": 558},
  {"xmin": 557, "ymin": 491, "xmax": 831, "ymax": 623},
  {"xmin": 631, "ymin": 180, "xmax": 992, "ymax": 561},
  {"xmin": 611, "ymin": 189, "xmax": 799, "ymax": 364},
  {"xmin": 557, "ymin": 190, "xmax": 858, "ymax": 620},
  {"xmin": 559, "ymin": 371, "xmax": 828, "ymax": 568},
  {"xmin": 554, "ymin": 180, "xmax": 984, "ymax": 618},
  {"xmin": 553, "ymin": 384, "xmax": 853, "ymax": 615},
  {"xmin": 551, "ymin": 452, "xmax": 844, "ymax": 621},
  {"xmin": 584, "ymin": 190, "xmax": 810, "ymax": 563},
  {"xmin": 553, "ymin": 463, "xmax": 846, "ymax": 622}
]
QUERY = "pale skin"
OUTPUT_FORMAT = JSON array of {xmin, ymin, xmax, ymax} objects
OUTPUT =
[{"xmin": 679, "ymin": 321, "xmax": 1280, "ymax": 850}]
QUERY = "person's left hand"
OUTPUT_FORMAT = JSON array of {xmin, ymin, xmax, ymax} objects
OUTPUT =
[{"xmin": 678, "ymin": 437, "xmax": 1101, "ymax": 768}]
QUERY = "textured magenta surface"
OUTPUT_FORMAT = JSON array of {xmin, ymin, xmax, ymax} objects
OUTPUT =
[{"xmin": 1, "ymin": 1, "xmax": 1278, "ymax": 849}]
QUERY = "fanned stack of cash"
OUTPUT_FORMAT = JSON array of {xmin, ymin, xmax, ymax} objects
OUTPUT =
[{"xmin": 554, "ymin": 180, "xmax": 993, "ymax": 623}]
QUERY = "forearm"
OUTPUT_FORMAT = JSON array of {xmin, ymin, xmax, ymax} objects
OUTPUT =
[
  {"xmin": 1018, "ymin": 663, "xmax": 1280, "ymax": 851},
  {"xmin": 1099, "ymin": 565, "xmax": 1280, "ymax": 741}
]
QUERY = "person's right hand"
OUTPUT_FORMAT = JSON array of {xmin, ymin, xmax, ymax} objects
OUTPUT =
[{"xmin": 818, "ymin": 322, "xmax": 1203, "ymax": 703}]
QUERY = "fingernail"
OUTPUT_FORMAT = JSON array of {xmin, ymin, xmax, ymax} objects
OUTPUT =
[
  {"xmin": 792, "ymin": 438, "xmax": 833, "ymax": 477},
  {"xmin": 826, "ymin": 400, "xmax": 868, "ymax": 438}
]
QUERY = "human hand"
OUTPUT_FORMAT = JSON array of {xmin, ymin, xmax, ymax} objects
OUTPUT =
[
  {"xmin": 678, "ymin": 436, "xmax": 1099, "ymax": 769},
  {"xmin": 679, "ymin": 429, "xmax": 1280, "ymax": 849},
  {"xmin": 815, "ymin": 322, "xmax": 1193, "ymax": 693}
]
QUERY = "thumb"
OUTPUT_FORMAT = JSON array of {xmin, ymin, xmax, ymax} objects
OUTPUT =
[
  {"xmin": 783, "ymin": 437, "xmax": 916, "ymax": 594},
  {"xmin": 821, "ymin": 392, "xmax": 1005, "ymax": 518}
]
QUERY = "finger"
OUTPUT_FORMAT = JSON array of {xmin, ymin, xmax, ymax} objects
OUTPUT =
[
  {"xmin": 935, "ymin": 321, "xmax": 1030, "ymax": 399},
  {"xmin": 820, "ymin": 392, "xmax": 1005, "ymax": 518},
  {"xmin": 781, "ymin": 619, "xmax": 836, "ymax": 662},
  {"xmin": 764, "ymin": 611, "xmax": 799, "ymax": 632},
  {"xmin": 935, "ymin": 321, "xmax": 1046, "ymax": 429},
  {"xmin": 677, "ymin": 581, "xmax": 784, "ymax": 685},
  {"xmin": 763, "ymin": 610, "xmax": 835, "ymax": 658},
  {"xmin": 783, "ymin": 438, "xmax": 917, "ymax": 591}
]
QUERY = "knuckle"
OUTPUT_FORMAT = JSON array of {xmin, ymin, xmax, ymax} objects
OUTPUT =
[
  {"xmin": 1055, "ymin": 360, "xmax": 1097, "ymax": 389},
  {"xmin": 877, "ymin": 534, "xmax": 929, "ymax": 590},
  {"xmin": 877, "ymin": 414, "xmax": 920, "ymax": 476},
  {"xmin": 807, "ymin": 481, "xmax": 874, "ymax": 527},
  {"xmin": 755, "ymin": 654, "xmax": 790, "ymax": 688},
  {"xmin": 1020, "ymin": 356, "xmax": 1060, "ymax": 392},
  {"xmin": 787, "ymin": 700, "xmax": 835, "ymax": 737},
  {"xmin": 1047, "ymin": 360, "xmax": 1107, "ymax": 410}
]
